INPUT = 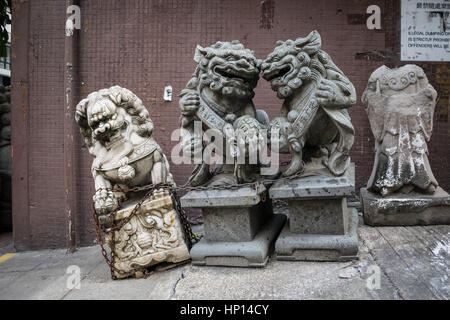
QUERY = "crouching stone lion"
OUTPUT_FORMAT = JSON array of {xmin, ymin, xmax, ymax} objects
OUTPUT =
[{"xmin": 75, "ymin": 86, "xmax": 189, "ymax": 278}]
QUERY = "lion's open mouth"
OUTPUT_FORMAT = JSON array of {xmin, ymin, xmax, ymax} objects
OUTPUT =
[
  {"xmin": 262, "ymin": 65, "xmax": 292, "ymax": 82},
  {"xmin": 214, "ymin": 65, "xmax": 256, "ymax": 83},
  {"xmin": 91, "ymin": 116, "xmax": 111, "ymax": 131},
  {"xmin": 90, "ymin": 114, "xmax": 121, "ymax": 139}
]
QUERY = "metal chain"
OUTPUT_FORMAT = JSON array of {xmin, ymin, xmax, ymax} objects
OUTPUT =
[
  {"xmin": 93, "ymin": 185, "xmax": 171, "ymax": 279},
  {"xmin": 169, "ymin": 186, "xmax": 201, "ymax": 248},
  {"xmin": 92, "ymin": 169, "xmax": 309, "ymax": 279}
]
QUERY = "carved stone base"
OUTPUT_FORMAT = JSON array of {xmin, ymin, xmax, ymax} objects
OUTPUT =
[
  {"xmin": 181, "ymin": 185, "xmax": 285, "ymax": 267},
  {"xmin": 106, "ymin": 189, "xmax": 190, "ymax": 278},
  {"xmin": 361, "ymin": 187, "xmax": 450, "ymax": 226},
  {"xmin": 275, "ymin": 208, "xmax": 359, "ymax": 261},
  {"xmin": 269, "ymin": 163, "xmax": 359, "ymax": 261},
  {"xmin": 113, "ymin": 245, "xmax": 189, "ymax": 278},
  {"xmin": 190, "ymin": 214, "xmax": 286, "ymax": 267}
]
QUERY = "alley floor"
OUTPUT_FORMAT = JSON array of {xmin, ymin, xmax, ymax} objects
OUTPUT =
[{"xmin": 0, "ymin": 224, "xmax": 449, "ymax": 300}]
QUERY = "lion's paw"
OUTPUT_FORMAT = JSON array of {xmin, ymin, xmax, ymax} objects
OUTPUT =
[{"xmin": 93, "ymin": 189, "xmax": 119, "ymax": 228}]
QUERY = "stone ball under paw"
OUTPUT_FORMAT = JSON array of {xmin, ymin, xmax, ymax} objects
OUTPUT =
[{"xmin": 118, "ymin": 164, "xmax": 136, "ymax": 181}]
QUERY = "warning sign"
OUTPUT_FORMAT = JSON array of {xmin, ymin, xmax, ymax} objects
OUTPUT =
[{"xmin": 401, "ymin": 0, "xmax": 450, "ymax": 61}]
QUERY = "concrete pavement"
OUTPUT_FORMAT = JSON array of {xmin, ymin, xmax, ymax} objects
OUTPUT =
[{"xmin": 0, "ymin": 224, "xmax": 448, "ymax": 300}]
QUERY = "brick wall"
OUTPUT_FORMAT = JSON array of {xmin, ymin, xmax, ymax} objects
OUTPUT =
[{"xmin": 11, "ymin": 0, "xmax": 450, "ymax": 249}]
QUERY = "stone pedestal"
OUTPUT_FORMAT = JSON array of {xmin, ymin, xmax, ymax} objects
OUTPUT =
[
  {"xmin": 106, "ymin": 189, "xmax": 190, "ymax": 278},
  {"xmin": 361, "ymin": 187, "xmax": 450, "ymax": 226},
  {"xmin": 181, "ymin": 186, "xmax": 286, "ymax": 267},
  {"xmin": 269, "ymin": 164, "xmax": 359, "ymax": 261}
]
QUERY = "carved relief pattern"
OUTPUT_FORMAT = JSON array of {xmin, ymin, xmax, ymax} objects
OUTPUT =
[{"xmin": 106, "ymin": 190, "xmax": 190, "ymax": 273}]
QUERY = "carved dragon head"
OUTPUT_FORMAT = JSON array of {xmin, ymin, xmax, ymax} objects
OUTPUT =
[
  {"xmin": 75, "ymin": 86, "xmax": 153, "ymax": 153},
  {"xmin": 186, "ymin": 40, "xmax": 261, "ymax": 99},
  {"xmin": 261, "ymin": 30, "xmax": 327, "ymax": 99}
]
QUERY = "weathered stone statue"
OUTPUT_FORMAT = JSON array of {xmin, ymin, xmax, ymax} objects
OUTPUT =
[
  {"xmin": 76, "ymin": 86, "xmax": 189, "ymax": 278},
  {"xmin": 264, "ymin": 31, "xmax": 359, "ymax": 261},
  {"xmin": 261, "ymin": 30, "xmax": 356, "ymax": 177},
  {"xmin": 361, "ymin": 65, "xmax": 450, "ymax": 226},
  {"xmin": 178, "ymin": 40, "xmax": 269, "ymax": 186},
  {"xmin": 179, "ymin": 41, "xmax": 285, "ymax": 267},
  {"xmin": 362, "ymin": 65, "xmax": 438, "ymax": 196}
]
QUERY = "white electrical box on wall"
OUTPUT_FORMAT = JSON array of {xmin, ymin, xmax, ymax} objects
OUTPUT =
[{"xmin": 163, "ymin": 85, "xmax": 173, "ymax": 101}]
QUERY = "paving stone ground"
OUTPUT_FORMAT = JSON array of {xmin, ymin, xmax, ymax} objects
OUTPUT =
[{"xmin": 0, "ymin": 224, "xmax": 448, "ymax": 300}]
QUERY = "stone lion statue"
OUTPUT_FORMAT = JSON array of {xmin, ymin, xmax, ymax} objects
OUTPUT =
[
  {"xmin": 179, "ymin": 40, "xmax": 270, "ymax": 186},
  {"xmin": 75, "ymin": 86, "xmax": 173, "ymax": 227},
  {"xmin": 262, "ymin": 30, "xmax": 356, "ymax": 176}
]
